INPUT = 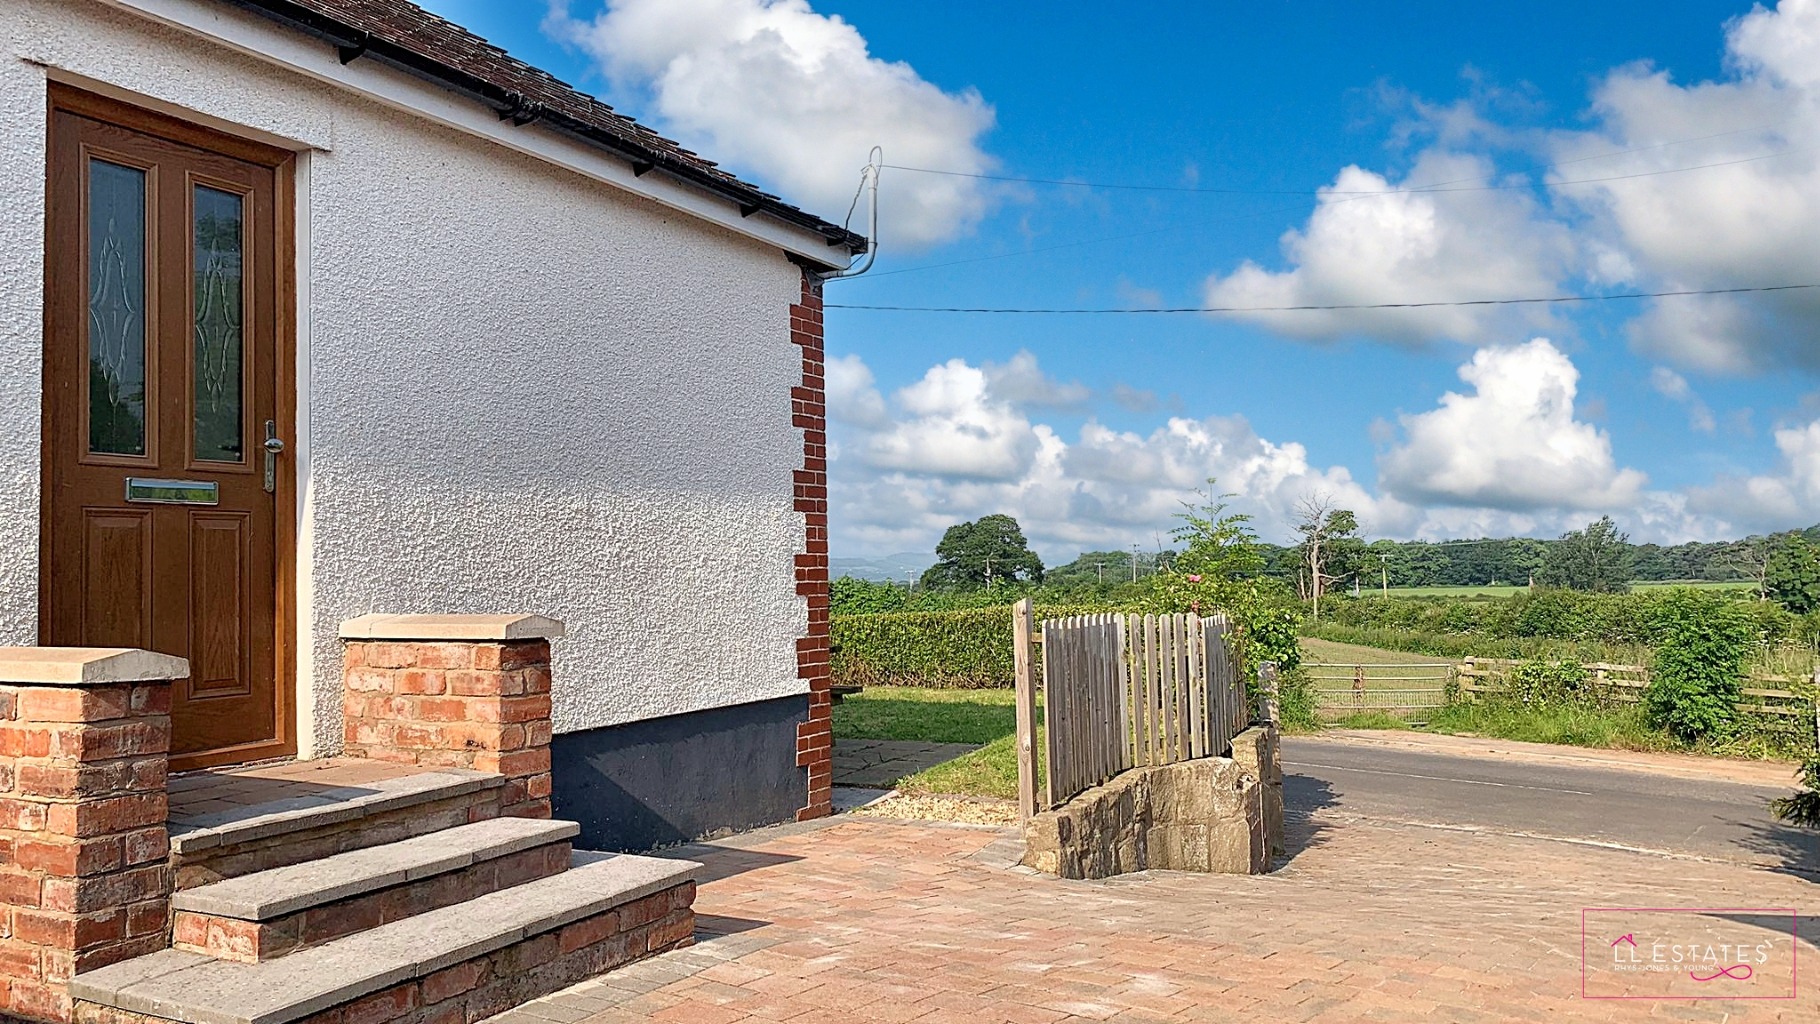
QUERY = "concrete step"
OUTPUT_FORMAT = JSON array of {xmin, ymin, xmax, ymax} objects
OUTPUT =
[
  {"xmin": 169, "ymin": 818, "xmax": 579, "ymax": 962},
  {"xmin": 169, "ymin": 769, "xmax": 507, "ymax": 889},
  {"xmin": 72, "ymin": 851, "xmax": 700, "ymax": 1024}
]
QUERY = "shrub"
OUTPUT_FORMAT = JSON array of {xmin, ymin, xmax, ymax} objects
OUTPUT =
[
  {"xmin": 1771, "ymin": 758, "xmax": 1820, "ymax": 829},
  {"xmin": 831, "ymin": 604, "xmax": 1115, "ymax": 689},
  {"xmin": 831, "ymin": 576, "xmax": 909, "ymax": 615},
  {"xmin": 1644, "ymin": 590, "xmax": 1758, "ymax": 742},
  {"xmin": 1275, "ymin": 667, "xmax": 1317, "ymax": 730},
  {"xmin": 1498, "ymin": 660, "xmax": 1604, "ymax": 710},
  {"xmin": 1313, "ymin": 588, "xmax": 1805, "ymax": 650}
]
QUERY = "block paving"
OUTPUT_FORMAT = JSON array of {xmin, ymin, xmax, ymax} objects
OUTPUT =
[{"xmin": 503, "ymin": 807, "xmax": 1817, "ymax": 1023}]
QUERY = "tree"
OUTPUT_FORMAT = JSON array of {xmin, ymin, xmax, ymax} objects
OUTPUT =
[
  {"xmin": 918, "ymin": 514, "xmax": 1044, "ymax": 592},
  {"xmin": 1536, "ymin": 516, "xmax": 1633, "ymax": 593},
  {"xmin": 1292, "ymin": 494, "xmax": 1359, "ymax": 619},
  {"xmin": 1721, "ymin": 536, "xmax": 1774, "ymax": 601},
  {"xmin": 1765, "ymin": 535, "xmax": 1820, "ymax": 614},
  {"xmin": 1145, "ymin": 481, "xmax": 1303, "ymax": 678}
]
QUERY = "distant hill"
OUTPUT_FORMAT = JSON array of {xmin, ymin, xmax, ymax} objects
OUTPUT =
[{"xmin": 830, "ymin": 552, "xmax": 935, "ymax": 582}]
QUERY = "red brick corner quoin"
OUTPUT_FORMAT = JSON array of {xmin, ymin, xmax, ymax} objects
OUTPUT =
[
  {"xmin": 339, "ymin": 614, "xmax": 565, "ymax": 819},
  {"xmin": 791, "ymin": 271, "xmax": 833, "ymax": 821}
]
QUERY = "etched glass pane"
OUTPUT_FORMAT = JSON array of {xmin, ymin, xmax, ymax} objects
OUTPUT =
[
  {"xmin": 87, "ymin": 160, "xmax": 147, "ymax": 456},
  {"xmin": 192, "ymin": 186, "xmax": 244, "ymax": 462}
]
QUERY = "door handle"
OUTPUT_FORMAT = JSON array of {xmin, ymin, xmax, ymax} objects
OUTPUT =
[{"xmin": 262, "ymin": 420, "xmax": 284, "ymax": 493}]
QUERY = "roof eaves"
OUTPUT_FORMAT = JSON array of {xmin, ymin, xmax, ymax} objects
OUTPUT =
[{"xmin": 216, "ymin": 0, "xmax": 870, "ymax": 257}]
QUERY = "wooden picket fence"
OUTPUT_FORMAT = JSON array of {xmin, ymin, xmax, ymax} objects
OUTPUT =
[{"xmin": 1011, "ymin": 599, "xmax": 1249, "ymax": 818}]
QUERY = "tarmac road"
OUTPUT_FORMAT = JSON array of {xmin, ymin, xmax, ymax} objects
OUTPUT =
[{"xmin": 1281, "ymin": 734, "xmax": 1819, "ymax": 876}]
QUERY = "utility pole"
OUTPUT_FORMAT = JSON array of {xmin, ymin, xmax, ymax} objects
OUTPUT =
[
  {"xmin": 1379, "ymin": 552, "xmax": 1389, "ymax": 597},
  {"xmin": 1131, "ymin": 544, "xmax": 1140, "ymax": 584},
  {"xmin": 1096, "ymin": 561, "xmax": 1105, "ymax": 585},
  {"xmin": 985, "ymin": 555, "xmax": 994, "ymax": 590}
]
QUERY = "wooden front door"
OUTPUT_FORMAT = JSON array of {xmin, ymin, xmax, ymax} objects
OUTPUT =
[{"xmin": 40, "ymin": 87, "xmax": 294, "ymax": 770}]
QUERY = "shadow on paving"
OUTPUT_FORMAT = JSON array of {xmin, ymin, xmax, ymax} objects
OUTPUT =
[
  {"xmin": 1729, "ymin": 814, "xmax": 1820, "ymax": 880},
  {"xmin": 1278, "ymin": 772, "xmax": 1339, "ymax": 866},
  {"xmin": 693, "ymin": 913, "xmax": 771, "ymax": 940},
  {"xmin": 655, "ymin": 845, "xmax": 805, "ymax": 884}
]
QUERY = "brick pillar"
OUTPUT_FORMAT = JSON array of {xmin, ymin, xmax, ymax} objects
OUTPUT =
[
  {"xmin": 790, "ymin": 271, "xmax": 833, "ymax": 821},
  {"xmin": 339, "ymin": 615, "xmax": 562, "ymax": 819},
  {"xmin": 0, "ymin": 648, "xmax": 183, "ymax": 1023}
]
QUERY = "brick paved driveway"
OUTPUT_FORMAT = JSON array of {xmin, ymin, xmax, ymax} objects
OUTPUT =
[{"xmin": 501, "ymin": 805, "xmax": 1816, "ymax": 1023}]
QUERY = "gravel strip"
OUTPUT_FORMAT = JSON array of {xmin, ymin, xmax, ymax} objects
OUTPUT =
[{"xmin": 850, "ymin": 793, "xmax": 1020, "ymax": 826}]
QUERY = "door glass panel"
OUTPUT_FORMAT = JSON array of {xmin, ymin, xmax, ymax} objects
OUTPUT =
[
  {"xmin": 87, "ymin": 159, "xmax": 148, "ymax": 456},
  {"xmin": 192, "ymin": 185, "xmax": 245, "ymax": 463}
]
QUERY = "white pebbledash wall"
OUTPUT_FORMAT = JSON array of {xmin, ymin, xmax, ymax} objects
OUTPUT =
[{"xmin": 0, "ymin": 0, "xmax": 812, "ymax": 754}]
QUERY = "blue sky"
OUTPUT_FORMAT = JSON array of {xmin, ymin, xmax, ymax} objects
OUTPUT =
[{"xmin": 423, "ymin": 1, "xmax": 1820, "ymax": 560}]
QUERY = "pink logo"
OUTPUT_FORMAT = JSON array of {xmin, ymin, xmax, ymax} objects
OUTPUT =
[{"xmin": 1582, "ymin": 907, "xmax": 1797, "ymax": 1001}]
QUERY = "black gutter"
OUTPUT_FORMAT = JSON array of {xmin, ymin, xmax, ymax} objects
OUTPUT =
[{"xmin": 216, "ymin": 0, "xmax": 870, "ymax": 258}]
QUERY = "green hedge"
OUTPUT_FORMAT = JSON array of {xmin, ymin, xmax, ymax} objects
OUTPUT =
[
  {"xmin": 1317, "ymin": 588, "xmax": 1819, "ymax": 646},
  {"xmin": 832, "ymin": 605, "xmax": 1118, "ymax": 689}
]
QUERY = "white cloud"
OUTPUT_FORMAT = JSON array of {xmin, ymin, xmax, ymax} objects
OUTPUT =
[
  {"xmin": 862, "ymin": 359, "xmax": 1050, "ymax": 479},
  {"xmin": 1378, "ymin": 339, "xmax": 1648, "ymax": 511},
  {"xmin": 545, "ymin": 0, "xmax": 998, "ymax": 248},
  {"xmin": 1648, "ymin": 367, "xmax": 1716, "ymax": 433},
  {"xmin": 825, "ymin": 353, "xmax": 887, "ymax": 428},
  {"xmin": 828, "ymin": 353, "xmax": 1394, "ymax": 557},
  {"xmin": 1689, "ymin": 418, "xmax": 1820, "ymax": 530},
  {"xmin": 828, "ymin": 348, "xmax": 1754, "ymax": 559},
  {"xmin": 981, "ymin": 351, "xmax": 1090, "ymax": 410},
  {"xmin": 1549, "ymin": 0, "xmax": 1820, "ymax": 371},
  {"xmin": 1202, "ymin": 151, "xmax": 1576, "ymax": 346}
]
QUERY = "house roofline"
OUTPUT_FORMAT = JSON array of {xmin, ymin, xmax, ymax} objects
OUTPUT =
[
  {"xmin": 85, "ymin": 0, "xmax": 868, "ymax": 268},
  {"xmin": 216, "ymin": 0, "xmax": 868, "ymax": 261}
]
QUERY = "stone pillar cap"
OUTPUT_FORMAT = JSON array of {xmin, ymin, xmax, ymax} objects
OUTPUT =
[
  {"xmin": 0, "ymin": 647, "xmax": 191, "ymax": 685},
  {"xmin": 339, "ymin": 614, "xmax": 567, "ymax": 641}
]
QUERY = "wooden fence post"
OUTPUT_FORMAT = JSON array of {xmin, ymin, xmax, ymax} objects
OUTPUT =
[{"xmin": 1013, "ymin": 597, "xmax": 1039, "ymax": 821}]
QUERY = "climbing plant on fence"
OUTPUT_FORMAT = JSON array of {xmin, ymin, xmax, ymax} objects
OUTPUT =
[{"xmin": 832, "ymin": 605, "xmax": 1115, "ymax": 689}]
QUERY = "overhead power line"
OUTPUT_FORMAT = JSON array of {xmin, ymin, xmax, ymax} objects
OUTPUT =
[
  {"xmin": 824, "ymin": 282, "xmax": 1820, "ymax": 315},
  {"xmin": 862, "ymin": 123, "xmax": 1800, "ymax": 282},
  {"xmin": 883, "ymin": 148, "xmax": 1799, "ymax": 197}
]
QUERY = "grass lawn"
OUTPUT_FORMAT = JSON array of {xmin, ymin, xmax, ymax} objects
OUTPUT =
[
  {"xmin": 831, "ymin": 685, "xmax": 1034, "ymax": 800},
  {"xmin": 1301, "ymin": 637, "xmax": 1452, "ymax": 666}
]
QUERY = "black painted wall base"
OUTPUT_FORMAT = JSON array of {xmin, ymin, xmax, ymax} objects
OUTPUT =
[{"xmin": 550, "ymin": 694, "xmax": 810, "ymax": 852}]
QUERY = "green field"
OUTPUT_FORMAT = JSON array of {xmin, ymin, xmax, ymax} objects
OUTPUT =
[{"xmin": 1301, "ymin": 637, "xmax": 1452, "ymax": 666}]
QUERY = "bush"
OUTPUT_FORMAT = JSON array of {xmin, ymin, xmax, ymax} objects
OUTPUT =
[
  {"xmin": 1644, "ymin": 590, "xmax": 1758, "ymax": 742},
  {"xmin": 1498, "ymin": 660, "xmax": 1613, "ymax": 711},
  {"xmin": 1304, "ymin": 622, "xmax": 1650, "ymax": 665},
  {"xmin": 831, "ymin": 604, "xmax": 1115, "ymax": 689},
  {"xmin": 1318, "ymin": 588, "xmax": 1799, "ymax": 647},
  {"xmin": 1275, "ymin": 667, "xmax": 1317, "ymax": 730},
  {"xmin": 1771, "ymin": 758, "xmax": 1820, "ymax": 829}
]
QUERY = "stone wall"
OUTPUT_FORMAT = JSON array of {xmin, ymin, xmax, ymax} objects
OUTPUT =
[{"xmin": 1022, "ymin": 726, "xmax": 1282, "ymax": 880}]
